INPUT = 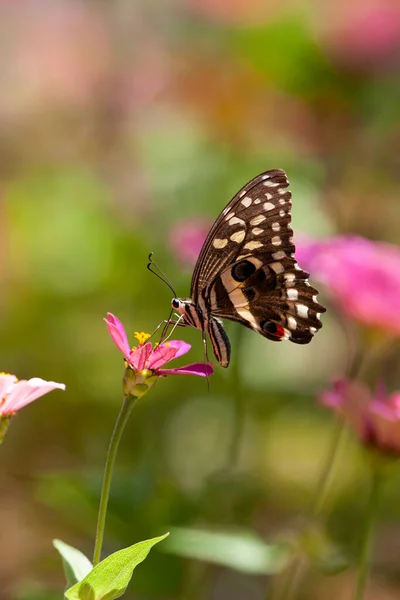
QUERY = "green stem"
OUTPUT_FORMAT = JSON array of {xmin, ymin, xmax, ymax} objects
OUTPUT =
[
  {"xmin": 93, "ymin": 395, "xmax": 136, "ymax": 565},
  {"xmin": 311, "ymin": 420, "xmax": 346, "ymax": 517},
  {"xmin": 354, "ymin": 469, "xmax": 383, "ymax": 600}
]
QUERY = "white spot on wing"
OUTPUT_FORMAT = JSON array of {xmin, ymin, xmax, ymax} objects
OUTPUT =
[
  {"xmin": 263, "ymin": 181, "xmax": 280, "ymax": 188},
  {"xmin": 287, "ymin": 316, "xmax": 297, "ymax": 330},
  {"xmin": 244, "ymin": 240, "xmax": 263, "ymax": 250},
  {"xmin": 230, "ymin": 230, "xmax": 246, "ymax": 244},
  {"xmin": 284, "ymin": 273, "xmax": 295, "ymax": 283},
  {"xmin": 287, "ymin": 289, "xmax": 299, "ymax": 301},
  {"xmin": 297, "ymin": 304, "xmax": 309, "ymax": 318},
  {"xmin": 270, "ymin": 261, "xmax": 284, "ymax": 274},
  {"xmin": 241, "ymin": 196, "xmax": 252, "ymax": 208},
  {"xmin": 224, "ymin": 211, "xmax": 235, "ymax": 221},
  {"xmin": 272, "ymin": 236, "xmax": 281, "ymax": 246},
  {"xmin": 238, "ymin": 189, "xmax": 247, "ymax": 198},
  {"xmin": 272, "ymin": 250, "xmax": 286, "ymax": 260},
  {"xmin": 250, "ymin": 214, "xmax": 266, "ymax": 226},
  {"xmin": 265, "ymin": 192, "xmax": 273, "ymax": 200},
  {"xmin": 310, "ymin": 326, "xmax": 317, "ymax": 334},
  {"xmin": 254, "ymin": 198, "xmax": 261, "ymax": 204},
  {"xmin": 252, "ymin": 227, "xmax": 263, "ymax": 235},
  {"xmin": 272, "ymin": 222, "xmax": 280, "ymax": 232},
  {"xmin": 213, "ymin": 238, "xmax": 228, "ymax": 249},
  {"xmin": 229, "ymin": 216, "xmax": 245, "ymax": 226},
  {"xmin": 279, "ymin": 209, "xmax": 285, "ymax": 217},
  {"xmin": 279, "ymin": 198, "xmax": 286, "ymax": 205},
  {"xmin": 264, "ymin": 202, "xmax": 275, "ymax": 211}
]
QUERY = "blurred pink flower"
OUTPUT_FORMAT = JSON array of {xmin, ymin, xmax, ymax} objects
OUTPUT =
[
  {"xmin": 105, "ymin": 313, "xmax": 213, "ymax": 377},
  {"xmin": 321, "ymin": 379, "xmax": 400, "ymax": 455},
  {"xmin": 169, "ymin": 219, "xmax": 211, "ymax": 268},
  {"xmin": 296, "ymin": 235, "xmax": 400, "ymax": 336},
  {"xmin": 322, "ymin": 2, "xmax": 400, "ymax": 70},
  {"xmin": 0, "ymin": 373, "xmax": 65, "ymax": 416}
]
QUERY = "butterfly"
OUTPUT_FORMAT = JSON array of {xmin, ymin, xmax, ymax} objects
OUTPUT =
[{"xmin": 171, "ymin": 169, "xmax": 326, "ymax": 367}]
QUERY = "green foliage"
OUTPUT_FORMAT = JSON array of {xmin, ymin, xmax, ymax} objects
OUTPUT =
[
  {"xmin": 53, "ymin": 539, "xmax": 93, "ymax": 589},
  {"xmin": 161, "ymin": 527, "xmax": 288, "ymax": 574},
  {"xmin": 64, "ymin": 535, "xmax": 169, "ymax": 600}
]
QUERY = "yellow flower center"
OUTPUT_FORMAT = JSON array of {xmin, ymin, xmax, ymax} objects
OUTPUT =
[{"xmin": 134, "ymin": 332, "xmax": 151, "ymax": 346}]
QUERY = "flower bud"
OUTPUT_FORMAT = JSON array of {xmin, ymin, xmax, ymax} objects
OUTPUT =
[{"xmin": 122, "ymin": 366, "xmax": 158, "ymax": 400}]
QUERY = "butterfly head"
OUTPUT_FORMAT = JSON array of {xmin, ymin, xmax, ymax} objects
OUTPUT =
[
  {"xmin": 171, "ymin": 297, "xmax": 204, "ymax": 330},
  {"xmin": 171, "ymin": 297, "xmax": 194, "ymax": 318},
  {"xmin": 172, "ymin": 298, "xmax": 185, "ymax": 312}
]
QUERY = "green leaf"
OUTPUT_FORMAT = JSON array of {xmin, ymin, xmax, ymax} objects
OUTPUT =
[
  {"xmin": 65, "ymin": 534, "xmax": 169, "ymax": 600},
  {"xmin": 53, "ymin": 539, "xmax": 93, "ymax": 588},
  {"xmin": 161, "ymin": 527, "xmax": 288, "ymax": 574}
]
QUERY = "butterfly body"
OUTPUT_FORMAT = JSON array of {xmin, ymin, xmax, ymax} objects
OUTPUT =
[{"xmin": 172, "ymin": 169, "xmax": 326, "ymax": 368}]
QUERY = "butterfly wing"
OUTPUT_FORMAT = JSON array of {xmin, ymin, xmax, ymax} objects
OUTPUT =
[{"xmin": 191, "ymin": 169, "xmax": 326, "ymax": 351}]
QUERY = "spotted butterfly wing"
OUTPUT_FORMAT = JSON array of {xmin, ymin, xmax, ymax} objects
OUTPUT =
[{"xmin": 172, "ymin": 169, "xmax": 326, "ymax": 367}]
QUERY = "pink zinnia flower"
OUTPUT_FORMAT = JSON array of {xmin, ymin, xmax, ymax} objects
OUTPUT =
[
  {"xmin": 0, "ymin": 373, "xmax": 66, "ymax": 416},
  {"xmin": 321, "ymin": 379, "xmax": 400, "ymax": 455},
  {"xmin": 323, "ymin": 3, "xmax": 400, "ymax": 71},
  {"xmin": 0, "ymin": 373, "xmax": 65, "ymax": 443},
  {"xmin": 105, "ymin": 313, "xmax": 213, "ymax": 378},
  {"xmin": 296, "ymin": 235, "xmax": 400, "ymax": 336}
]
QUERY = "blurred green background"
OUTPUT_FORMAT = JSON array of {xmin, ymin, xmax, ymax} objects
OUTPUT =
[{"xmin": 1, "ymin": 1, "xmax": 400, "ymax": 599}]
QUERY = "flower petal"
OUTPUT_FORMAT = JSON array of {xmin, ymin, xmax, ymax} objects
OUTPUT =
[
  {"xmin": 1, "ymin": 378, "xmax": 66, "ymax": 414},
  {"xmin": 147, "ymin": 340, "xmax": 191, "ymax": 370},
  {"xmin": 130, "ymin": 342, "xmax": 153, "ymax": 370},
  {"xmin": 158, "ymin": 363, "xmax": 214, "ymax": 377},
  {"xmin": 104, "ymin": 313, "xmax": 131, "ymax": 360},
  {"xmin": 164, "ymin": 340, "xmax": 192, "ymax": 359},
  {"xmin": 146, "ymin": 345, "xmax": 177, "ymax": 370},
  {"xmin": 369, "ymin": 398, "xmax": 400, "ymax": 453},
  {"xmin": 320, "ymin": 379, "xmax": 373, "ymax": 441},
  {"xmin": 0, "ymin": 373, "xmax": 18, "ymax": 401}
]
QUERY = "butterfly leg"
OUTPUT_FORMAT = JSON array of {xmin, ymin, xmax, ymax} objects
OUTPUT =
[
  {"xmin": 202, "ymin": 329, "xmax": 211, "ymax": 393},
  {"xmin": 160, "ymin": 314, "xmax": 186, "ymax": 344},
  {"xmin": 148, "ymin": 314, "xmax": 186, "ymax": 344},
  {"xmin": 153, "ymin": 306, "xmax": 191, "ymax": 345}
]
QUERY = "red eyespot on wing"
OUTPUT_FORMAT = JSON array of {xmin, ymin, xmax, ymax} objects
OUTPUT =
[
  {"xmin": 274, "ymin": 324, "xmax": 286, "ymax": 339},
  {"xmin": 261, "ymin": 320, "xmax": 286, "ymax": 339}
]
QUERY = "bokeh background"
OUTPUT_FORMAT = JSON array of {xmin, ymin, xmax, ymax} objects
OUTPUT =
[{"xmin": 1, "ymin": 0, "xmax": 400, "ymax": 599}]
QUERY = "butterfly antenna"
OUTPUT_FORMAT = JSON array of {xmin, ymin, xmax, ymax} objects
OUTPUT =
[{"xmin": 147, "ymin": 252, "xmax": 177, "ymax": 297}]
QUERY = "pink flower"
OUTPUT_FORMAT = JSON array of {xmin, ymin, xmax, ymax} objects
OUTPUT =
[
  {"xmin": 105, "ymin": 313, "xmax": 213, "ymax": 378},
  {"xmin": 0, "ymin": 373, "xmax": 65, "ymax": 416},
  {"xmin": 323, "ymin": 2, "xmax": 400, "ymax": 71},
  {"xmin": 169, "ymin": 219, "xmax": 211, "ymax": 269},
  {"xmin": 321, "ymin": 379, "xmax": 400, "ymax": 455},
  {"xmin": 296, "ymin": 235, "xmax": 400, "ymax": 336}
]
